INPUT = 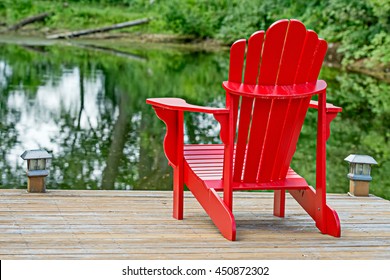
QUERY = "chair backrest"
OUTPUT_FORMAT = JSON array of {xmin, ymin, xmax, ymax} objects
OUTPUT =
[{"xmin": 226, "ymin": 19, "xmax": 328, "ymax": 183}]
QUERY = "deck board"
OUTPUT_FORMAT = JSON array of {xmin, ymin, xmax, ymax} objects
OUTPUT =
[{"xmin": 0, "ymin": 189, "xmax": 389, "ymax": 259}]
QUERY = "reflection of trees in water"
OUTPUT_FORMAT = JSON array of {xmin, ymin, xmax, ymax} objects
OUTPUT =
[
  {"xmin": 101, "ymin": 90, "xmax": 131, "ymax": 190},
  {"xmin": 0, "ymin": 43, "xmax": 225, "ymax": 191},
  {"xmin": 0, "ymin": 43, "xmax": 389, "ymax": 199}
]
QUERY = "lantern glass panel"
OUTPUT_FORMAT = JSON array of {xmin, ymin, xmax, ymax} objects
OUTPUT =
[
  {"xmin": 38, "ymin": 159, "xmax": 46, "ymax": 169},
  {"xmin": 362, "ymin": 164, "xmax": 371, "ymax": 176},
  {"xmin": 350, "ymin": 164, "xmax": 355, "ymax": 174},
  {"xmin": 29, "ymin": 159, "xmax": 46, "ymax": 170},
  {"xmin": 356, "ymin": 163, "xmax": 363, "ymax": 175}
]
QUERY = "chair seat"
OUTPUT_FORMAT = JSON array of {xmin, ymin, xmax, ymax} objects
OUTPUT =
[{"xmin": 184, "ymin": 144, "xmax": 309, "ymax": 191}]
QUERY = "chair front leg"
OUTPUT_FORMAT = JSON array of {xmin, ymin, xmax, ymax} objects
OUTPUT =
[
  {"xmin": 153, "ymin": 107, "xmax": 184, "ymax": 220},
  {"xmin": 173, "ymin": 111, "xmax": 184, "ymax": 220}
]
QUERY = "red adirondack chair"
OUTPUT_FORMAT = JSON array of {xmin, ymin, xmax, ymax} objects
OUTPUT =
[{"xmin": 146, "ymin": 19, "xmax": 342, "ymax": 241}]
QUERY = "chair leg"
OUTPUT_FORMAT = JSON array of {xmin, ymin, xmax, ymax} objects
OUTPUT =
[
  {"xmin": 289, "ymin": 188, "xmax": 341, "ymax": 237},
  {"xmin": 273, "ymin": 190, "xmax": 285, "ymax": 217},
  {"xmin": 208, "ymin": 189, "xmax": 236, "ymax": 241},
  {"xmin": 325, "ymin": 205, "xmax": 341, "ymax": 237},
  {"xmin": 173, "ymin": 166, "xmax": 184, "ymax": 220}
]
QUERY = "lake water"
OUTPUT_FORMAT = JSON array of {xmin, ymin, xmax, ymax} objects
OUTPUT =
[{"xmin": 0, "ymin": 38, "xmax": 389, "ymax": 199}]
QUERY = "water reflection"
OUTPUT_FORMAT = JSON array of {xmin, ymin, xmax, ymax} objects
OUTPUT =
[{"xmin": 0, "ymin": 41, "xmax": 389, "ymax": 199}]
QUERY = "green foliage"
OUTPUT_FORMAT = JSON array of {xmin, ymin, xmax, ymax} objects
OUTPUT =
[
  {"xmin": 0, "ymin": 0, "xmax": 152, "ymax": 31},
  {"xmin": 161, "ymin": 0, "xmax": 229, "ymax": 38},
  {"xmin": 314, "ymin": 0, "xmax": 390, "ymax": 66},
  {"xmin": 1, "ymin": 0, "xmax": 388, "ymax": 68},
  {"xmin": 157, "ymin": 0, "xmax": 390, "ymax": 67}
]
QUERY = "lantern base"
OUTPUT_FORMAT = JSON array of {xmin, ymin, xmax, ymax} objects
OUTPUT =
[
  {"xmin": 349, "ymin": 180, "xmax": 369, "ymax": 196},
  {"xmin": 27, "ymin": 176, "xmax": 46, "ymax": 193}
]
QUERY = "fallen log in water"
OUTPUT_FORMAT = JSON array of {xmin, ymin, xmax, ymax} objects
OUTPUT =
[
  {"xmin": 8, "ymin": 12, "xmax": 54, "ymax": 31},
  {"xmin": 72, "ymin": 43, "xmax": 147, "ymax": 62},
  {"xmin": 46, "ymin": 18, "xmax": 150, "ymax": 39}
]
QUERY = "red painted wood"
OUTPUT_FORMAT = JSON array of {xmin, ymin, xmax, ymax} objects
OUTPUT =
[
  {"xmin": 147, "ymin": 19, "xmax": 342, "ymax": 240},
  {"xmin": 315, "ymin": 90, "xmax": 328, "ymax": 233},
  {"xmin": 209, "ymin": 189, "xmax": 236, "ymax": 241},
  {"xmin": 309, "ymin": 100, "xmax": 342, "ymax": 113},
  {"xmin": 309, "ymin": 100, "xmax": 342, "ymax": 140},
  {"xmin": 228, "ymin": 39, "xmax": 246, "ymax": 83},
  {"xmin": 243, "ymin": 99, "xmax": 272, "ymax": 182},
  {"xmin": 213, "ymin": 112, "xmax": 230, "ymax": 145},
  {"xmin": 222, "ymin": 80, "xmax": 327, "ymax": 98},
  {"xmin": 153, "ymin": 107, "xmax": 179, "ymax": 167},
  {"xmin": 243, "ymin": 31, "xmax": 265, "ymax": 84},
  {"xmin": 279, "ymin": 96, "xmax": 312, "ymax": 178},
  {"xmin": 227, "ymin": 39, "xmax": 246, "ymax": 134},
  {"xmin": 258, "ymin": 19, "xmax": 289, "ymax": 85},
  {"xmin": 325, "ymin": 205, "xmax": 341, "ymax": 237},
  {"xmin": 239, "ymin": 19, "xmax": 289, "ymax": 184},
  {"xmin": 234, "ymin": 31, "xmax": 265, "ymax": 182},
  {"xmin": 289, "ymin": 188, "xmax": 341, "ymax": 237},
  {"xmin": 295, "ymin": 31, "xmax": 319, "ymax": 84},
  {"xmin": 147, "ymin": 98, "xmax": 228, "ymax": 114},
  {"xmin": 273, "ymin": 190, "xmax": 286, "ymax": 217},
  {"xmin": 308, "ymin": 39, "xmax": 328, "ymax": 82},
  {"xmin": 233, "ymin": 96, "xmax": 253, "ymax": 181},
  {"xmin": 289, "ymin": 188, "xmax": 317, "ymax": 220},
  {"xmin": 173, "ymin": 111, "xmax": 184, "ymax": 220},
  {"xmin": 184, "ymin": 144, "xmax": 224, "ymax": 151},
  {"xmin": 222, "ymin": 94, "xmax": 236, "ymax": 210},
  {"xmin": 257, "ymin": 99, "xmax": 291, "ymax": 182},
  {"xmin": 271, "ymin": 98, "xmax": 302, "ymax": 179},
  {"xmin": 277, "ymin": 19, "xmax": 307, "ymax": 85}
]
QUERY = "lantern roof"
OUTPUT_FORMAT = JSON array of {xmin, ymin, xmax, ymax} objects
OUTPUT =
[
  {"xmin": 20, "ymin": 149, "xmax": 52, "ymax": 160},
  {"xmin": 344, "ymin": 154, "xmax": 377, "ymax": 165}
]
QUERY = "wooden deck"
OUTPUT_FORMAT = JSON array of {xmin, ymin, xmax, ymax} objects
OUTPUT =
[{"xmin": 0, "ymin": 189, "xmax": 389, "ymax": 259}]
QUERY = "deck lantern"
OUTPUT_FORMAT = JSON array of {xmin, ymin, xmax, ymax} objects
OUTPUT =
[
  {"xmin": 20, "ymin": 149, "xmax": 52, "ymax": 193},
  {"xmin": 345, "ymin": 154, "xmax": 377, "ymax": 196}
]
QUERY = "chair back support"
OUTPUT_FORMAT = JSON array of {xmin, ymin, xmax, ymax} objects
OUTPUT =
[{"xmin": 227, "ymin": 19, "xmax": 328, "ymax": 183}]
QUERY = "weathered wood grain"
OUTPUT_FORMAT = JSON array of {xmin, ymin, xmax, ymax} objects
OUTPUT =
[{"xmin": 0, "ymin": 190, "xmax": 389, "ymax": 259}]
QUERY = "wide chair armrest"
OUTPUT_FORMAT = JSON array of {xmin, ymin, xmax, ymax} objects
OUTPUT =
[
  {"xmin": 146, "ymin": 98, "xmax": 231, "ymax": 167},
  {"xmin": 146, "ymin": 98, "xmax": 229, "ymax": 114},
  {"xmin": 309, "ymin": 100, "xmax": 342, "ymax": 141},
  {"xmin": 309, "ymin": 100, "xmax": 342, "ymax": 113}
]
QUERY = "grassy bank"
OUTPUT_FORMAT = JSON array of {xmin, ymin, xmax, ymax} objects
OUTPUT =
[{"xmin": 0, "ymin": 0, "xmax": 389, "ymax": 74}]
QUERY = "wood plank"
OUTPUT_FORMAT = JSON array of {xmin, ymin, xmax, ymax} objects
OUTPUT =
[{"xmin": 0, "ymin": 189, "xmax": 389, "ymax": 260}]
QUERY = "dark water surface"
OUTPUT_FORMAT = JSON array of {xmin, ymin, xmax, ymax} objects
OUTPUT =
[{"xmin": 0, "ymin": 39, "xmax": 389, "ymax": 199}]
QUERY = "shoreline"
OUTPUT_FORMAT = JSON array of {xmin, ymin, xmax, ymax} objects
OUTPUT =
[{"xmin": 0, "ymin": 31, "xmax": 388, "ymax": 83}]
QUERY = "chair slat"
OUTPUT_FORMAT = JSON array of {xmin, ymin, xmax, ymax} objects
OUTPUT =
[
  {"xmin": 258, "ymin": 19, "xmax": 289, "ymax": 85},
  {"xmin": 277, "ymin": 20, "xmax": 307, "ymax": 85},
  {"xmin": 308, "ymin": 39, "xmax": 328, "ymax": 82},
  {"xmin": 256, "ymin": 99, "xmax": 291, "ymax": 182},
  {"xmin": 279, "ymin": 96, "xmax": 312, "ymax": 178},
  {"xmin": 228, "ymin": 39, "xmax": 246, "ymax": 83},
  {"xmin": 232, "ymin": 32, "xmax": 266, "ymax": 182},
  {"xmin": 228, "ymin": 39, "xmax": 247, "ymax": 136},
  {"xmin": 271, "ymin": 98, "xmax": 304, "ymax": 179},
  {"xmin": 294, "ymin": 30, "xmax": 319, "ymax": 84},
  {"xmin": 243, "ymin": 99, "xmax": 272, "ymax": 182},
  {"xmin": 243, "ymin": 31, "xmax": 265, "ymax": 84},
  {"xmin": 233, "ymin": 96, "xmax": 253, "ymax": 181}
]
